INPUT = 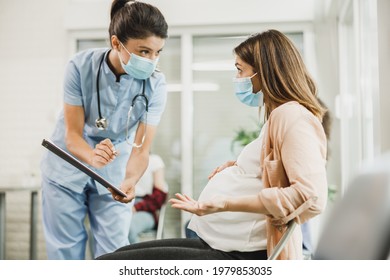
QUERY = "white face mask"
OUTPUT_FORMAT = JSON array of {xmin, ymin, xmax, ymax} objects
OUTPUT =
[
  {"xmin": 233, "ymin": 73, "xmax": 263, "ymax": 107},
  {"xmin": 119, "ymin": 42, "xmax": 159, "ymax": 80}
]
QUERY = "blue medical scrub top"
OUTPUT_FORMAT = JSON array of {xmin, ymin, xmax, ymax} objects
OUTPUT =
[{"xmin": 41, "ymin": 48, "xmax": 167, "ymax": 195}]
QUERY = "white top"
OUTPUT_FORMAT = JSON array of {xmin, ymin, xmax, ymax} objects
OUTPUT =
[
  {"xmin": 135, "ymin": 154, "xmax": 166, "ymax": 197},
  {"xmin": 188, "ymin": 124, "xmax": 267, "ymax": 252}
]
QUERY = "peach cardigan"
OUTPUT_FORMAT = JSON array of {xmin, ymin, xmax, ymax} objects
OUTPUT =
[{"xmin": 259, "ymin": 101, "xmax": 328, "ymax": 259}]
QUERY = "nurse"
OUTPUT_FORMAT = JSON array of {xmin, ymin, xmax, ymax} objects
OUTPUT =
[{"xmin": 40, "ymin": 0, "xmax": 168, "ymax": 259}]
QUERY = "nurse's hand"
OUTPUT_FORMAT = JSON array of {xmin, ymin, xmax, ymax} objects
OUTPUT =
[
  {"xmin": 110, "ymin": 178, "xmax": 135, "ymax": 203},
  {"xmin": 169, "ymin": 193, "xmax": 227, "ymax": 216},
  {"xmin": 208, "ymin": 160, "xmax": 236, "ymax": 179},
  {"xmin": 91, "ymin": 138, "xmax": 118, "ymax": 168}
]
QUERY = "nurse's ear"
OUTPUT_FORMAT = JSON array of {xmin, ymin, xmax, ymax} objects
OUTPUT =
[{"xmin": 111, "ymin": 35, "xmax": 121, "ymax": 51}]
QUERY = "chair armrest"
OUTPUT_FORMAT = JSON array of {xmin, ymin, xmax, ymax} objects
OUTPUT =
[
  {"xmin": 267, "ymin": 220, "xmax": 297, "ymax": 260},
  {"xmin": 156, "ymin": 203, "xmax": 167, "ymax": 239}
]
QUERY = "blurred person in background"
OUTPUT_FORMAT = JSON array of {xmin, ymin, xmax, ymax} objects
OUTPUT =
[{"xmin": 128, "ymin": 153, "xmax": 168, "ymax": 243}]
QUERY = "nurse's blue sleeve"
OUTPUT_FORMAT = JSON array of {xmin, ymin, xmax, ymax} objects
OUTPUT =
[
  {"xmin": 63, "ymin": 61, "xmax": 83, "ymax": 106},
  {"xmin": 143, "ymin": 73, "xmax": 167, "ymax": 126}
]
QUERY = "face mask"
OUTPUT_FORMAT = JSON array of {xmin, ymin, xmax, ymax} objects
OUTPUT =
[
  {"xmin": 233, "ymin": 73, "xmax": 263, "ymax": 107},
  {"xmin": 119, "ymin": 42, "xmax": 159, "ymax": 80}
]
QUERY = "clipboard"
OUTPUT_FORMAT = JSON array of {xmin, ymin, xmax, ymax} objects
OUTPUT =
[{"xmin": 41, "ymin": 138, "xmax": 127, "ymax": 198}]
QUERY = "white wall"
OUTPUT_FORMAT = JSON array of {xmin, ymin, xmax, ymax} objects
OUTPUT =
[
  {"xmin": 64, "ymin": 0, "xmax": 317, "ymax": 30},
  {"xmin": 0, "ymin": 0, "xmax": 69, "ymax": 260},
  {"xmin": 0, "ymin": 0, "xmax": 67, "ymax": 186}
]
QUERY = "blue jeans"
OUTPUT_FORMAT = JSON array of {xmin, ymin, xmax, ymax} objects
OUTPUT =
[
  {"xmin": 184, "ymin": 220, "xmax": 199, "ymax": 238},
  {"xmin": 128, "ymin": 207, "xmax": 155, "ymax": 243}
]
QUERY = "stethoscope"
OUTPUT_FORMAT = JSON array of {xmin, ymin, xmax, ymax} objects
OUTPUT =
[{"xmin": 95, "ymin": 52, "xmax": 148, "ymax": 148}]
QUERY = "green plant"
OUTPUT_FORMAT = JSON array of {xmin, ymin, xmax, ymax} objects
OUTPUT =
[
  {"xmin": 230, "ymin": 119, "xmax": 263, "ymax": 153},
  {"xmin": 231, "ymin": 128, "xmax": 259, "ymax": 149},
  {"xmin": 327, "ymin": 184, "xmax": 338, "ymax": 202}
]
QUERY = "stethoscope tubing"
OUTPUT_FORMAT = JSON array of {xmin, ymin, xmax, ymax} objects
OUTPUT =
[{"xmin": 95, "ymin": 51, "xmax": 148, "ymax": 130}]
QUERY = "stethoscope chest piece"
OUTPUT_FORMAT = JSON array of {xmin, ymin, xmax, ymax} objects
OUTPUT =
[{"xmin": 95, "ymin": 117, "xmax": 108, "ymax": 130}]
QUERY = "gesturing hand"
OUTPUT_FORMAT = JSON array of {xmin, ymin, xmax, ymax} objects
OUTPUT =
[{"xmin": 169, "ymin": 193, "xmax": 227, "ymax": 216}]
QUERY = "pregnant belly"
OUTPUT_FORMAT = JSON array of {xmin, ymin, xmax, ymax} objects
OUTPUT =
[{"xmin": 198, "ymin": 165, "xmax": 262, "ymax": 203}]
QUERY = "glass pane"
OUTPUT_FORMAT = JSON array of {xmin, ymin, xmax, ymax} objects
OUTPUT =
[
  {"xmin": 77, "ymin": 39, "xmax": 110, "ymax": 51},
  {"xmin": 151, "ymin": 37, "xmax": 182, "ymax": 238},
  {"xmin": 359, "ymin": 0, "xmax": 379, "ymax": 159},
  {"xmin": 193, "ymin": 35, "xmax": 250, "ymax": 198},
  {"xmin": 287, "ymin": 32, "xmax": 304, "ymax": 55},
  {"xmin": 339, "ymin": 2, "xmax": 362, "ymax": 191}
]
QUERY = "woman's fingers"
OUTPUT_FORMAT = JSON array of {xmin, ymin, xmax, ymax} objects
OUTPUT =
[
  {"xmin": 183, "ymin": 194, "xmax": 197, "ymax": 203},
  {"xmin": 97, "ymin": 139, "xmax": 117, "ymax": 159},
  {"xmin": 174, "ymin": 193, "xmax": 193, "ymax": 203},
  {"xmin": 208, "ymin": 168, "xmax": 218, "ymax": 179},
  {"xmin": 169, "ymin": 194, "xmax": 198, "ymax": 213},
  {"xmin": 208, "ymin": 161, "xmax": 236, "ymax": 179},
  {"xmin": 100, "ymin": 138, "xmax": 118, "ymax": 156},
  {"xmin": 170, "ymin": 198, "xmax": 192, "ymax": 212},
  {"xmin": 92, "ymin": 139, "xmax": 118, "ymax": 167},
  {"xmin": 169, "ymin": 193, "xmax": 209, "ymax": 216},
  {"xmin": 170, "ymin": 193, "xmax": 224, "ymax": 217}
]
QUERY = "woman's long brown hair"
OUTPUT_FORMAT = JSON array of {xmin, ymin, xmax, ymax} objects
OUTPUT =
[{"xmin": 234, "ymin": 29, "xmax": 326, "ymax": 120}]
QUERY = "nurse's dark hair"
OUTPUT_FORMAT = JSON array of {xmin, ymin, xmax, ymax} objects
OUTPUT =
[
  {"xmin": 109, "ymin": 0, "xmax": 168, "ymax": 43},
  {"xmin": 234, "ymin": 29, "xmax": 326, "ymax": 120}
]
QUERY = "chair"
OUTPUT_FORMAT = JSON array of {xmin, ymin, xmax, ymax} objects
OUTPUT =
[
  {"xmin": 155, "ymin": 202, "xmax": 167, "ymax": 239},
  {"xmin": 314, "ymin": 154, "xmax": 390, "ymax": 260},
  {"xmin": 267, "ymin": 220, "xmax": 297, "ymax": 260},
  {"xmin": 268, "ymin": 154, "xmax": 390, "ymax": 260}
]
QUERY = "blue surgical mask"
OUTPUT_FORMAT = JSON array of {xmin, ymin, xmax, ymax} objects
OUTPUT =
[
  {"xmin": 119, "ymin": 42, "xmax": 159, "ymax": 80},
  {"xmin": 233, "ymin": 73, "xmax": 263, "ymax": 107}
]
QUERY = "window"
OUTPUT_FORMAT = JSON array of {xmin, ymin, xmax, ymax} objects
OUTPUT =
[{"xmin": 337, "ymin": 0, "xmax": 379, "ymax": 193}]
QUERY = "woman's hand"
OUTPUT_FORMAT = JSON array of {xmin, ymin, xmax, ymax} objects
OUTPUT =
[
  {"xmin": 208, "ymin": 160, "xmax": 236, "ymax": 179},
  {"xmin": 90, "ymin": 138, "xmax": 118, "ymax": 168},
  {"xmin": 109, "ymin": 177, "xmax": 135, "ymax": 204},
  {"xmin": 169, "ymin": 193, "xmax": 227, "ymax": 216}
]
